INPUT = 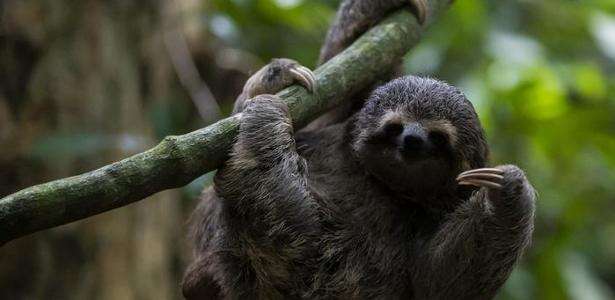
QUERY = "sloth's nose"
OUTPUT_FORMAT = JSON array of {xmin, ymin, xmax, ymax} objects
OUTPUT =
[
  {"xmin": 403, "ymin": 133, "xmax": 425, "ymax": 150},
  {"xmin": 400, "ymin": 124, "xmax": 428, "ymax": 152}
]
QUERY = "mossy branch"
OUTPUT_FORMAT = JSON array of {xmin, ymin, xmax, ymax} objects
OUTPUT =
[{"xmin": 0, "ymin": 1, "xmax": 451, "ymax": 245}]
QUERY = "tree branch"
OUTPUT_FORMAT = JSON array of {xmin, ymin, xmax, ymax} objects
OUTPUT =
[{"xmin": 0, "ymin": 1, "xmax": 452, "ymax": 245}]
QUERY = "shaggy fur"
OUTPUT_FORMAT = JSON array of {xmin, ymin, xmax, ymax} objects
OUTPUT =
[
  {"xmin": 182, "ymin": 75, "xmax": 536, "ymax": 299},
  {"xmin": 182, "ymin": 1, "xmax": 536, "ymax": 299}
]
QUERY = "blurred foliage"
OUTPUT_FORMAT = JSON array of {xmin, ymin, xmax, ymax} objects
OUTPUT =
[{"xmin": 1, "ymin": 0, "xmax": 615, "ymax": 299}]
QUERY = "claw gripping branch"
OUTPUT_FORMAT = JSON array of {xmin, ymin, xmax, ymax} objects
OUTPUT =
[{"xmin": 0, "ymin": 0, "xmax": 452, "ymax": 245}]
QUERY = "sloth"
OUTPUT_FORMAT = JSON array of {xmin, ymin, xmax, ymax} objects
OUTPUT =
[
  {"xmin": 182, "ymin": 0, "xmax": 536, "ymax": 299},
  {"xmin": 181, "ymin": 70, "xmax": 536, "ymax": 299}
]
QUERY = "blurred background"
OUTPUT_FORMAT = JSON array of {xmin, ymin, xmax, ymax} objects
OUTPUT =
[{"xmin": 1, "ymin": 0, "xmax": 614, "ymax": 299}]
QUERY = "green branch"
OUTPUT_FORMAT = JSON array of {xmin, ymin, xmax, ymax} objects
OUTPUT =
[{"xmin": 0, "ymin": 1, "xmax": 451, "ymax": 245}]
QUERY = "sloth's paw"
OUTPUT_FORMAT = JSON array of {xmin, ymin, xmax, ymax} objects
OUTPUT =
[{"xmin": 244, "ymin": 58, "xmax": 316, "ymax": 98}]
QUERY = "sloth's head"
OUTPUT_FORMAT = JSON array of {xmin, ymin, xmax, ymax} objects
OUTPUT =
[{"xmin": 350, "ymin": 76, "xmax": 489, "ymax": 202}]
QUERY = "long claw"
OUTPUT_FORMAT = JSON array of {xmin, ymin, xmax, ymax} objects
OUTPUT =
[
  {"xmin": 458, "ymin": 168, "xmax": 504, "ymax": 177},
  {"xmin": 289, "ymin": 68, "xmax": 311, "ymax": 92},
  {"xmin": 409, "ymin": 0, "xmax": 428, "ymax": 24},
  {"xmin": 456, "ymin": 173, "xmax": 504, "ymax": 182},
  {"xmin": 458, "ymin": 179, "xmax": 503, "ymax": 190},
  {"xmin": 298, "ymin": 66, "xmax": 317, "ymax": 90},
  {"xmin": 457, "ymin": 167, "xmax": 505, "ymax": 190},
  {"xmin": 289, "ymin": 67, "xmax": 315, "ymax": 93}
]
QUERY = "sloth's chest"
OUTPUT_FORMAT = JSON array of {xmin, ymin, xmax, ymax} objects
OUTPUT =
[
  {"xmin": 307, "ymin": 175, "xmax": 442, "ymax": 297},
  {"xmin": 313, "ymin": 206, "xmax": 421, "ymax": 296}
]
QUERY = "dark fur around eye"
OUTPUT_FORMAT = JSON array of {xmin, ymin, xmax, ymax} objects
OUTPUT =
[
  {"xmin": 429, "ymin": 131, "xmax": 449, "ymax": 147},
  {"xmin": 382, "ymin": 123, "xmax": 403, "ymax": 137},
  {"xmin": 370, "ymin": 122, "xmax": 403, "ymax": 143}
]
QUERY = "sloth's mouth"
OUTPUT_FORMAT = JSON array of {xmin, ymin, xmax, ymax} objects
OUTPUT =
[
  {"xmin": 363, "ymin": 140, "xmax": 435, "ymax": 165},
  {"xmin": 398, "ymin": 145, "xmax": 435, "ymax": 159},
  {"xmin": 399, "ymin": 154, "xmax": 441, "ymax": 171}
]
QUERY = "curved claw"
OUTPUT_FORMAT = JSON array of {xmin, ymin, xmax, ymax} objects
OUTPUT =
[
  {"xmin": 459, "ymin": 179, "xmax": 503, "ymax": 190},
  {"xmin": 298, "ymin": 66, "xmax": 317, "ymax": 89},
  {"xmin": 409, "ymin": 0, "xmax": 428, "ymax": 24},
  {"xmin": 457, "ymin": 167, "xmax": 504, "ymax": 190},
  {"xmin": 456, "ymin": 173, "xmax": 504, "ymax": 182},
  {"xmin": 458, "ymin": 168, "xmax": 504, "ymax": 177},
  {"xmin": 289, "ymin": 66, "xmax": 316, "ymax": 93}
]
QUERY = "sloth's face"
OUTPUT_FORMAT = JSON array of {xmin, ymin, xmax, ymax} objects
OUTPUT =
[
  {"xmin": 353, "ymin": 111, "xmax": 461, "ymax": 197},
  {"xmin": 351, "ymin": 76, "xmax": 488, "ymax": 199}
]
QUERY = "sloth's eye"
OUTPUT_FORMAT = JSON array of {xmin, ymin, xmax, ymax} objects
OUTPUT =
[
  {"xmin": 381, "ymin": 122, "xmax": 403, "ymax": 137},
  {"xmin": 429, "ymin": 131, "xmax": 449, "ymax": 147}
]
